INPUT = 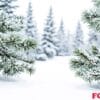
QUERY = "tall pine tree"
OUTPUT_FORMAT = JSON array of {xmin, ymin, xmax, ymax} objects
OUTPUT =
[
  {"xmin": 41, "ymin": 7, "xmax": 58, "ymax": 58},
  {"xmin": 73, "ymin": 22, "xmax": 84, "ymax": 50},
  {"xmin": 25, "ymin": 1, "xmax": 37, "ymax": 40},
  {"xmin": 25, "ymin": 1, "xmax": 38, "ymax": 60},
  {"xmin": 57, "ymin": 19, "xmax": 70, "ymax": 56}
]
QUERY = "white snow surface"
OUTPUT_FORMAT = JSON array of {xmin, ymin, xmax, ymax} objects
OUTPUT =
[{"xmin": 0, "ymin": 56, "xmax": 99, "ymax": 100}]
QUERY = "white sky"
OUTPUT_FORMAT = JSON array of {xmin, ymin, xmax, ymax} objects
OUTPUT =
[{"xmin": 17, "ymin": 0, "xmax": 92, "ymax": 34}]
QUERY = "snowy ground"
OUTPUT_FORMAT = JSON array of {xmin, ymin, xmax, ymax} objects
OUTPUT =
[{"xmin": 0, "ymin": 56, "xmax": 99, "ymax": 100}]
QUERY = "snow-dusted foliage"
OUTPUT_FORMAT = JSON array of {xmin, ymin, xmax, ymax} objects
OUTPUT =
[
  {"xmin": 25, "ymin": 1, "xmax": 38, "ymax": 60},
  {"xmin": 73, "ymin": 22, "xmax": 84, "ymax": 50},
  {"xmin": 41, "ymin": 7, "xmax": 58, "ymax": 58},
  {"xmin": 57, "ymin": 20, "xmax": 70, "ymax": 56},
  {"xmin": 0, "ymin": 13, "xmax": 23, "ymax": 33},
  {"xmin": 70, "ymin": 0, "xmax": 100, "ymax": 84},
  {"xmin": 88, "ymin": 30, "xmax": 100, "ymax": 48},
  {"xmin": 25, "ymin": 1, "xmax": 37, "ymax": 40},
  {"xmin": 0, "ymin": 0, "xmax": 23, "ymax": 33},
  {"xmin": 0, "ymin": 0, "xmax": 37, "ymax": 76},
  {"xmin": 0, "ymin": 33, "xmax": 37, "ymax": 76},
  {"xmin": 36, "ymin": 53, "xmax": 47, "ymax": 61},
  {"xmin": 35, "ymin": 46, "xmax": 47, "ymax": 61},
  {"xmin": 82, "ymin": 0, "xmax": 100, "ymax": 32},
  {"xmin": 70, "ymin": 46, "xmax": 100, "ymax": 83},
  {"xmin": 0, "ymin": 0, "xmax": 18, "ymax": 17}
]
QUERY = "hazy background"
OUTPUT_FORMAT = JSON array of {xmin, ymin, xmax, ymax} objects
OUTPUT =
[{"xmin": 16, "ymin": 0, "xmax": 92, "ymax": 34}]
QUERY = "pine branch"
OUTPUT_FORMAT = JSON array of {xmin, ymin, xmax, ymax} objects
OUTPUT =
[
  {"xmin": 74, "ymin": 49, "xmax": 90, "ymax": 61},
  {"xmin": 90, "ymin": 73, "xmax": 100, "ymax": 76},
  {"xmin": 0, "ymin": 42, "xmax": 34, "ymax": 64},
  {"xmin": 92, "ymin": 46, "xmax": 99, "ymax": 55}
]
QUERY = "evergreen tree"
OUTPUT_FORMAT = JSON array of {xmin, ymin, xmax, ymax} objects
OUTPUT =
[
  {"xmin": 0, "ymin": 0, "xmax": 37, "ymax": 76},
  {"xmin": 0, "ymin": 0, "xmax": 23, "ymax": 33},
  {"xmin": 57, "ymin": 20, "xmax": 70, "ymax": 56},
  {"xmin": 70, "ymin": 0, "xmax": 100, "ymax": 83},
  {"xmin": 41, "ymin": 7, "xmax": 58, "ymax": 58},
  {"xmin": 25, "ymin": 1, "xmax": 37, "ymax": 40},
  {"xmin": 25, "ymin": 1, "xmax": 38, "ymax": 60},
  {"xmin": 73, "ymin": 22, "xmax": 84, "ymax": 50}
]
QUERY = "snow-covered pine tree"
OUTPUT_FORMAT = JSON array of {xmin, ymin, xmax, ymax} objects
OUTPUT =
[
  {"xmin": 70, "ymin": 0, "xmax": 100, "ymax": 84},
  {"xmin": 0, "ymin": 0, "xmax": 23, "ymax": 33},
  {"xmin": 0, "ymin": 0, "xmax": 37, "ymax": 76},
  {"xmin": 57, "ymin": 19, "xmax": 70, "ymax": 56},
  {"xmin": 73, "ymin": 22, "xmax": 84, "ymax": 50},
  {"xmin": 41, "ymin": 7, "xmax": 58, "ymax": 58},
  {"xmin": 25, "ymin": 1, "xmax": 37, "ymax": 40},
  {"xmin": 25, "ymin": 1, "xmax": 38, "ymax": 60}
]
